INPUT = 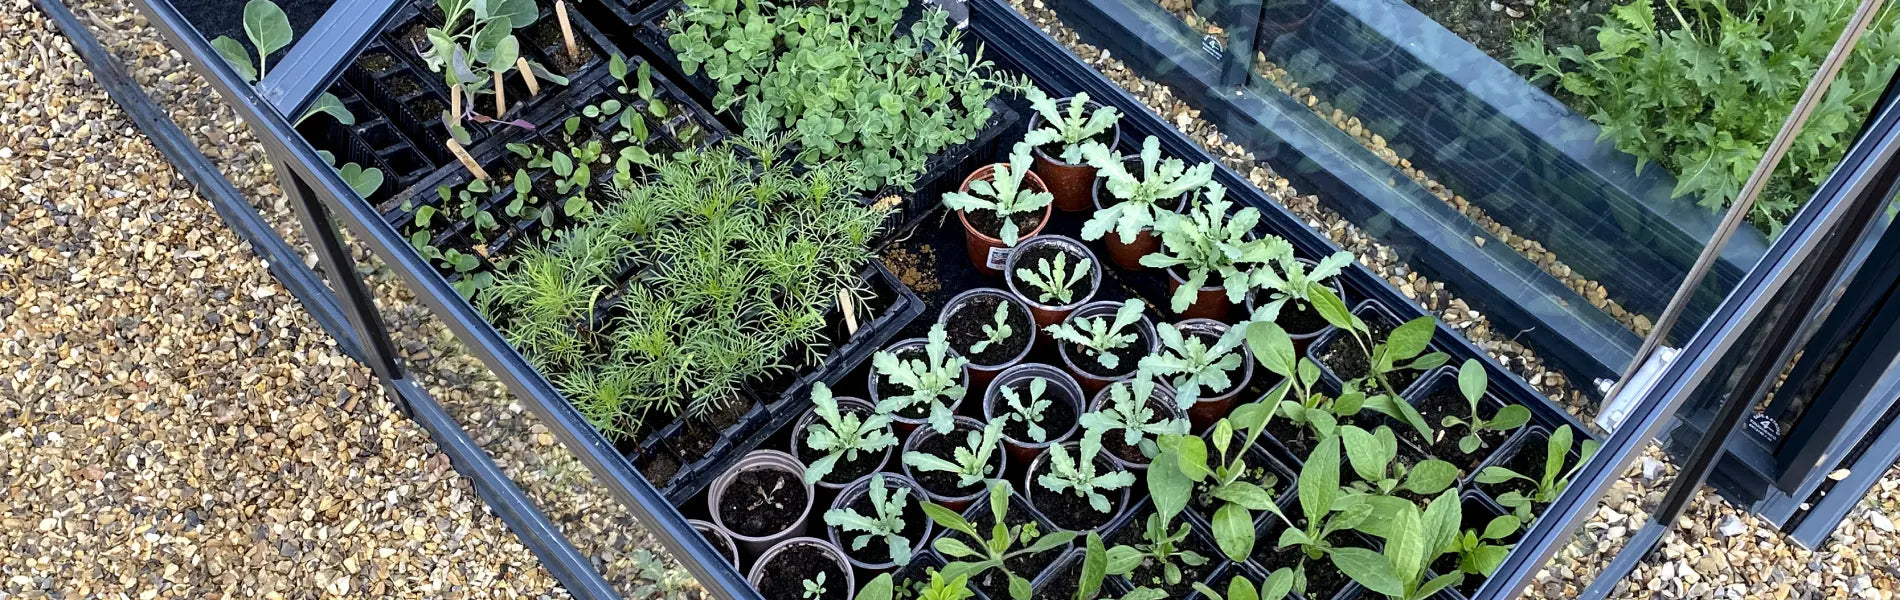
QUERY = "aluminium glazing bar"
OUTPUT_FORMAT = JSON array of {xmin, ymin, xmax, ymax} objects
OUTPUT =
[{"xmin": 255, "ymin": 0, "xmax": 402, "ymax": 116}]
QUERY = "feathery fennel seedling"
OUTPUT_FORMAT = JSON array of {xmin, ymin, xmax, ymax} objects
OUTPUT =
[
  {"xmin": 1080, "ymin": 136, "xmax": 1215, "ymax": 244},
  {"xmin": 905, "ymin": 421, "xmax": 1006, "ymax": 489},
  {"xmin": 824, "ymin": 474, "xmax": 919, "ymax": 566},
  {"xmin": 944, "ymin": 144, "xmax": 1054, "ymax": 245},
  {"xmin": 1037, "ymin": 433, "xmax": 1136, "ymax": 513},
  {"xmin": 803, "ymin": 383, "xmax": 899, "ymax": 484},
  {"xmin": 1139, "ymin": 321, "xmax": 1247, "ymax": 410},
  {"xmin": 874, "ymin": 324, "xmax": 970, "ymax": 434},
  {"xmin": 1022, "ymin": 88, "xmax": 1121, "ymax": 163},
  {"xmin": 1046, "ymin": 299, "xmax": 1145, "ymax": 370},
  {"xmin": 1016, "ymin": 251, "xmax": 1091, "ymax": 305}
]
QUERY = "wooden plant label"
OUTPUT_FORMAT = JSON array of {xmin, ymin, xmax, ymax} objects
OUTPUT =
[
  {"xmin": 516, "ymin": 57, "xmax": 541, "ymax": 95},
  {"xmin": 838, "ymin": 288, "xmax": 859, "ymax": 335},
  {"xmin": 446, "ymin": 138, "xmax": 489, "ymax": 181},
  {"xmin": 450, "ymin": 84, "xmax": 463, "ymax": 122},
  {"xmin": 555, "ymin": 0, "xmax": 579, "ymax": 62},
  {"xmin": 493, "ymin": 70, "xmax": 507, "ymax": 115}
]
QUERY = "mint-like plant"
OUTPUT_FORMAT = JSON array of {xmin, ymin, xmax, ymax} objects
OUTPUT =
[
  {"xmin": 803, "ymin": 383, "xmax": 899, "ymax": 484},
  {"xmin": 1000, "ymin": 377, "xmax": 1053, "ymax": 443},
  {"xmin": 1440, "ymin": 359, "xmax": 1530, "ymax": 454},
  {"xmin": 1139, "ymin": 322, "xmax": 1247, "ymax": 410},
  {"xmin": 1021, "ymin": 89, "xmax": 1121, "ymax": 163},
  {"xmin": 1079, "ymin": 375, "xmax": 1188, "ymax": 452},
  {"xmin": 1037, "ymin": 432, "xmax": 1136, "ymax": 512},
  {"xmin": 1139, "ymin": 188, "xmax": 1293, "ymax": 313},
  {"xmin": 1476, "ymin": 425, "xmax": 1601, "ymax": 522},
  {"xmin": 944, "ymin": 144, "xmax": 1054, "ymax": 246},
  {"xmin": 1046, "ymin": 299, "xmax": 1145, "ymax": 370},
  {"xmin": 904, "ymin": 421, "xmax": 1005, "ymax": 489},
  {"xmin": 927, "ymin": 480, "xmax": 1079, "ymax": 600},
  {"xmin": 1080, "ymin": 137, "xmax": 1215, "ymax": 244},
  {"xmin": 1016, "ymin": 251, "xmax": 1091, "ymax": 305},
  {"xmin": 824, "ymin": 474, "xmax": 918, "ymax": 566},
  {"xmin": 971, "ymin": 302, "xmax": 1014, "ymax": 355}
]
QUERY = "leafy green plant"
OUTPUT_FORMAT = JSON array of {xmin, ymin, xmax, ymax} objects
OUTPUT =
[
  {"xmin": 1078, "ymin": 375, "xmax": 1189, "ymax": 454},
  {"xmin": 1110, "ymin": 510, "xmax": 1209, "ymax": 589},
  {"xmin": 1331, "ymin": 491, "xmax": 1464, "ymax": 600},
  {"xmin": 1247, "ymin": 322, "xmax": 1360, "ymax": 441},
  {"xmin": 803, "ymin": 383, "xmax": 898, "ymax": 484},
  {"xmin": 1476, "ymin": 425, "xmax": 1602, "ymax": 522},
  {"xmin": 213, "ymin": 0, "xmax": 381, "ymax": 194},
  {"xmin": 1445, "ymin": 513, "xmax": 1521, "ymax": 578},
  {"xmin": 1150, "ymin": 403, "xmax": 1283, "ymax": 560},
  {"xmin": 1045, "ymin": 299, "xmax": 1144, "ymax": 370},
  {"xmin": 1248, "ymin": 250, "xmax": 1352, "ymax": 320},
  {"xmin": 802, "ymin": 572, "xmax": 829, "ymax": 600},
  {"xmin": 1080, "ymin": 137, "xmax": 1215, "ymax": 244},
  {"xmin": 1140, "ymin": 188, "xmax": 1293, "ymax": 312},
  {"xmin": 1021, "ymin": 89, "xmax": 1121, "ymax": 163},
  {"xmin": 857, "ymin": 570, "xmax": 977, "ymax": 600},
  {"xmin": 1513, "ymin": 0, "xmax": 1900, "ymax": 231},
  {"xmin": 1138, "ymin": 321, "xmax": 1246, "ymax": 410},
  {"xmin": 1274, "ymin": 435, "xmax": 1374, "ymax": 563},
  {"xmin": 1191, "ymin": 569, "xmax": 1297, "ymax": 600},
  {"xmin": 926, "ymin": 481, "xmax": 1079, "ymax": 600},
  {"xmin": 1339, "ymin": 425, "xmax": 1459, "ymax": 499},
  {"xmin": 971, "ymin": 303, "xmax": 1015, "ymax": 355},
  {"xmin": 315, "ymin": 150, "xmax": 385, "ymax": 198},
  {"xmin": 874, "ymin": 324, "xmax": 970, "ymax": 434},
  {"xmin": 944, "ymin": 144, "xmax": 1055, "ymax": 246},
  {"xmin": 1037, "ymin": 433, "xmax": 1136, "ymax": 512},
  {"xmin": 1440, "ymin": 359, "xmax": 1530, "ymax": 453},
  {"xmin": 1016, "ymin": 251, "xmax": 1091, "ymax": 305},
  {"xmin": 1000, "ymin": 377, "xmax": 1053, "ymax": 443},
  {"xmin": 1310, "ymin": 288, "xmax": 1447, "ymax": 438},
  {"xmin": 824, "ymin": 474, "xmax": 918, "ymax": 566},
  {"xmin": 905, "ymin": 421, "xmax": 1006, "ymax": 489},
  {"xmin": 417, "ymin": 0, "xmax": 566, "ymax": 119}
]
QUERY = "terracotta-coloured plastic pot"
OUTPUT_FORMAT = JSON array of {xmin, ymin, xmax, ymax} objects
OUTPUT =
[
  {"xmin": 982, "ymin": 363, "xmax": 1085, "ymax": 467},
  {"xmin": 902, "ymin": 416, "xmax": 1007, "ymax": 513},
  {"xmin": 747, "ymin": 537, "xmax": 855, "ymax": 600},
  {"xmin": 1167, "ymin": 266, "xmax": 1237, "ymax": 322},
  {"xmin": 1091, "ymin": 157, "xmax": 1187, "ymax": 270},
  {"xmin": 1245, "ymin": 257, "xmax": 1348, "ymax": 356},
  {"xmin": 1087, "ymin": 382, "xmax": 1183, "ymax": 472},
  {"xmin": 1055, "ymin": 300, "xmax": 1159, "ymax": 396},
  {"xmin": 1004, "ymin": 235, "xmax": 1103, "ymax": 331},
  {"xmin": 1023, "ymin": 440, "xmax": 1132, "ymax": 532},
  {"xmin": 789, "ymin": 396, "xmax": 894, "ymax": 493},
  {"xmin": 708, "ymin": 450, "xmax": 814, "ymax": 558},
  {"xmin": 1172, "ymin": 319, "xmax": 1255, "ymax": 431},
  {"xmin": 937, "ymin": 288, "xmax": 1036, "ymax": 391},
  {"xmin": 1027, "ymin": 99, "xmax": 1120, "ymax": 212},
  {"xmin": 825, "ymin": 474, "xmax": 934, "ymax": 573},
  {"xmin": 866, "ymin": 338, "xmax": 971, "ymax": 437},
  {"xmin": 688, "ymin": 519, "xmax": 741, "ymax": 568},
  {"xmin": 955, "ymin": 164, "xmax": 1052, "ymax": 276}
]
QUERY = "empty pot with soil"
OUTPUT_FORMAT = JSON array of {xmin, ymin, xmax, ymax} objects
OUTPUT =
[
  {"xmin": 823, "ymin": 473, "xmax": 934, "ymax": 572},
  {"xmin": 937, "ymin": 288, "xmax": 1036, "ymax": 389},
  {"xmin": 709, "ymin": 450, "xmax": 814, "ymax": 557},
  {"xmin": 1004, "ymin": 235, "xmax": 1103, "ymax": 330},
  {"xmin": 790, "ymin": 394, "xmax": 897, "ymax": 493},
  {"xmin": 1085, "ymin": 378, "xmax": 1185, "ymax": 471},
  {"xmin": 1025, "ymin": 92, "xmax": 1121, "ymax": 211},
  {"xmin": 900, "ymin": 415, "xmax": 1008, "ymax": 512},
  {"xmin": 981, "ymin": 363, "xmax": 1086, "ymax": 466},
  {"xmin": 1051, "ymin": 299, "xmax": 1159, "ymax": 395},
  {"xmin": 689, "ymin": 519, "xmax": 741, "ymax": 568},
  {"xmin": 944, "ymin": 149, "xmax": 1054, "ymax": 276},
  {"xmin": 1024, "ymin": 439, "xmax": 1134, "ymax": 532},
  {"xmin": 746, "ymin": 536, "xmax": 855, "ymax": 600}
]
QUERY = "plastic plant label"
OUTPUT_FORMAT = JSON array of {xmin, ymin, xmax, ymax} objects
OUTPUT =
[
  {"xmin": 446, "ymin": 138, "xmax": 490, "ymax": 181},
  {"xmin": 986, "ymin": 246, "xmax": 1012, "ymax": 270},
  {"xmin": 839, "ymin": 288, "xmax": 859, "ymax": 335},
  {"xmin": 516, "ymin": 58, "xmax": 540, "ymax": 95}
]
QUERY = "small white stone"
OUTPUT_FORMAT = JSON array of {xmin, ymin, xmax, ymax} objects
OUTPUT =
[
  {"xmin": 1717, "ymin": 515, "xmax": 1747, "ymax": 538},
  {"xmin": 1868, "ymin": 511, "xmax": 1894, "ymax": 532}
]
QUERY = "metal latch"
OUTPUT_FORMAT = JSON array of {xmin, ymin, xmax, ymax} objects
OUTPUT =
[{"xmin": 1595, "ymin": 346, "xmax": 1680, "ymax": 432}]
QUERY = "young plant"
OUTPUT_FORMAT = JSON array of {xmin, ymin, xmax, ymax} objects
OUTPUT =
[
  {"xmin": 1109, "ymin": 509, "xmax": 1209, "ymax": 589},
  {"xmin": 1331, "ymin": 491, "xmax": 1464, "ymax": 600},
  {"xmin": 1149, "ymin": 402, "xmax": 1284, "ymax": 560},
  {"xmin": 1037, "ymin": 432, "xmax": 1136, "ymax": 512},
  {"xmin": 803, "ymin": 383, "xmax": 899, "ymax": 484},
  {"xmin": 1016, "ymin": 251, "xmax": 1091, "ymax": 305},
  {"xmin": 1078, "ymin": 375, "xmax": 1189, "ymax": 454},
  {"xmin": 1310, "ymin": 288, "xmax": 1447, "ymax": 438},
  {"xmin": 1248, "ymin": 250, "xmax": 1352, "ymax": 320},
  {"xmin": 824, "ymin": 474, "xmax": 918, "ymax": 566},
  {"xmin": 1045, "ymin": 299, "xmax": 1144, "ymax": 370},
  {"xmin": 1247, "ymin": 322, "xmax": 1360, "ymax": 440},
  {"xmin": 1000, "ymin": 377, "xmax": 1053, "ymax": 443},
  {"xmin": 1139, "ymin": 188, "xmax": 1294, "ymax": 312},
  {"xmin": 857, "ymin": 571, "xmax": 977, "ymax": 600},
  {"xmin": 873, "ymin": 324, "xmax": 970, "ymax": 434},
  {"xmin": 213, "ymin": 0, "xmax": 380, "ymax": 193},
  {"xmin": 943, "ymin": 144, "xmax": 1054, "ymax": 245},
  {"xmin": 418, "ymin": 0, "xmax": 565, "ymax": 120},
  {"xmin": 1274, "ymin": 434, "xmax": 1374, "ymax": 563},
  {"xmin": 1440, "ymin": 359, "xmax": 1530, "ymax": 454},
  {"xmin": 971, "ymin": 303, "xmax": 1014, "ymax": 355},
  {"xmin": 1339, "ymin": 425, "xmax": 1459, "ymax": 499},
  {"xmin": 1021, "ymin": 88, "xmax": 1121, "ymax": 163},
  {"xmin": 803, "ymin": 572, "xmax": 829, "ymax": 600},
  {"xmin": 1080, "ymin": 136, "xmax": 1215, "ymax": 244},
  {"xmin": 1138, "ymin": 321, "xmax": 1246, "ymax": 410},
  {"xmin": 926, "ymin": 481, "xmax": 1079, "ymax": 600},
  {"xmin": 1445, "ymin": 514, "xmax": 1521, "ymax": 578},
  {"xmin": 904, "ymin": 421, "xmax": 1006, "ymax": 489},
  {"xmin": 1191, "ymin": 569, "xmax": 1297, "ymax": 600},
  {"xmin": 1476, "ymin": 425, "xmax": 1601, "ymax": 522}
]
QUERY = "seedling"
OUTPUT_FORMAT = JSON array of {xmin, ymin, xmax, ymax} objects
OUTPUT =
[
  {"xmin": 1331, "ymin": 491, "xmax": 1464, "ymax": 600},
  {"xmin": 1248, "ymin": 250, "xmax": 1352, "ymax": 320},
  {"xmin": 1446, "ymin": 514, "xmax": 1521, "ymax": 577},
  {"xmin": 1022, "ymin": 89, "xmax": 1121, "ymax": 163},
  {"xmin": 904, "ymin": 421, "xmax": 1006, "ymax": 489},
  {"xmin": 1150, "ymin": 402, "xmax": 1283, "ymax": 560},
  {"xmin": 825, "ymin": 474, "xmax": 919, "ymax": 566},
  {"xmin": 1476, "ymin": 425, "xmax": 1601, "ymax": 522},
  {"xmin": 211, "ymin": 0, "xmax": 353, "ymax": 126},
  {"xmin": 1000, "ymin": 378, "xmax": 1053, "ymax": 443},
  {"xmin": 926, "ymin": 481, "xmax": 1079, "ymax": 600},
  {"xmin": 1338, "ymin": 425, "xmax": 1459, "ymax": 499},
  {"xmin": 1080, "ymin": 137, "xmax": 1215, "ymax": 244},
  {"xmin": 1109, "ymin": 510, "xmax": 1209, "ymax": 589},
  {"xmin": 1139, "ymin": 188, "xmax": 1293, "ymax": 313},
  {"xmin": 1274, "ymin": 435, "xmax": 1373, "ymax": 563},
  {"xmin": 1440, "ymin": 359, "xmax": 1530, "ymax": 453},
  {"xmin": 1016, "ymin": 252, "xmax": 1091, "ymax": 305},
  {"xmin": 315, "ymin": 150, "xmax": 384, "ymax": 198},
  {"xmin": 804, "ymin": 572, "xmax": 829, "ymax": 600},
  {"xmin": 1310, "ymin": 288, "xmax": 1448, "ymax": 439},
  {"xmin": 1247, "ymin": 322, "xmax": 1359, "ymax": 440},
  {"xmin": 873, "ymin": 324, "xmax": 970, "ymax": 434},
  {"xmin": 1078, "ymin": 375, "xmax": 1189, "ymax": 454},
  {"xmin": 971, "ymin": 303, "xmax": 1014, "ymax": 355},
  {"xmin": 1191, "ymin": 569, "xmax": 1297, "ymax": 600},
  {"xmin": 856, "ymin": 571, "xmax": 977, "ymax": 600},
  {"xmin": 1045, "ymin": 299, "xmax": 1144, "ymax": 370},
  {"xmin": 417, "ymin": 0, "xmax": 565, "ymax": 118},
  {"xmin": 1138, "ymin": 322, "xmax": 1246, "ymax": 410},
  {"xmin": 944, "ymin": 144, "xmax": 1055, "ymax": 245},
  {"xmin": 803, "ymin": 383, "xmax": 899, "ymax": 484},
  {"xmin": 1037, "ymin": 433, "xmax": 1136, "ymax": 513}
]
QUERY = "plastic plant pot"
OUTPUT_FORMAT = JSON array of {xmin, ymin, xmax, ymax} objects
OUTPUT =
[
  {"xmin": 1090, "ymin": 157, "xmax": 1187, "ymax": 271},
  {"xmin": 937, "ymin": 288, "xmax": 1037, "ymax": 390},
  {"xmin": 746, "ymin": 536, "xmax": 855, "ymax": 600},
  {"xmin": 1024, "ymin": 440, "xmax": 1134, "ymax": 532},
  {"xmin": 1056, "ymin": 300, "xmax": 1160, "ymax": 396},
  {"xmin": 954, "ymin": 164, "xmax": 1052, "ymax": 276},
  {"xmin": 1004, "ymin": 235, "xmax": 1104, "ymax": 331},
  {"xmin": 901, "ymin": 415, "xmax": 1007, "ymax": 513},
  {"xmin": 1167, "ymin": 265, "xmax": 1238, "ymax": 322},
  {"xmin": 789, "ymin": 396, "xmax": 897, "ymax": 494},
  {"xmin": 688, "ymin": 519, "xmax": 741, "ymax": 568},
  {"xmin": 1026, "ymin": 97, "xmax": 1120, "ymax": 212},
  {"xmin": 1174, "ymin": 318, "xmax": 1255, "ymax": 431},
  {"xmin": 866, "ymin": 337, "xmax": 971, "ymax": 436},
  {"xmin": 982, "ymin": 363, "xmax": 1086, "ymax": 466},
  {"xmin": 1244, "ymin": 257, "xmax": 1348, "ymax": 356},
  {"xmin": 824, "ymin": 473, "xmax": 935, "ymax": 573},
  {"xmin": 1309, "ymin": 299, "xmax": 1431, "ymax": 397},
  {"xmin": 1088, "ymin": 381, "xmax": 1183, "ymax": 472},
  {"xmin": 708, "ymin": 450, "xmax": 814, "ymax": 558}
]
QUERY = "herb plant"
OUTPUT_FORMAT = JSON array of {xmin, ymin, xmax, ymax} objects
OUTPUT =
[
  {"xmin": 926, "ymin": 481, "xmax": 1079, "ymax": 600},
  {"xmin": 1274, "ymin": 435, "xmax": 1374, "ymax": 563},
  {"xmin": 803, "ymin": 383, "xmax": 899, "ymax": 484},
  {"xmin": 1111, "ymin": 511, "xmax": 1209, "ymax": 589},
  {"xmin": 1016, "ymin": 251, "xmax": 1091, "ymax": 305},
  {"xmin": 1078, "ymin": 375, "xmax": 1189, "ymax": 453},
  {"xmin": 1022, "ymin": 88, "xmax": 1121, "ymax": 163},
  {"xmin": 1476, "ymin": 425, "xmax": 1602, "ymax": 522},
  {"xmin": 971, "ymin": 303, "xmax": 1015, "ymax": 355},
  {"xmin": 904, "ymin": 421, "xmax": 1006, "ymax": 489},
  {"xmin": 1000, "ymin": 377, "xmax": 1053, "ymax": 443},
  {"xmin": 857, "ymin": 571, "xmax": 977, "ymax": 600},
  {"xmin": 1248, "ymin": 322, "xmax": 1359, "ymax": 440},
  {"xmin": 944, "ymin": 144, "xmax": 1055, "ymax": 245},
  {"xmin": 1150, "ymin": 403, "xmax": 1284, "ymax": 560},
  {"xmin": 1140, "ymin": 189, "xmax": 1294, "ymax": 313},
  {"xmin": 1037, "ymin": 433, "xmax": 1137, "ymax": 512},
  {"xmin": 1191, "ymin": 570, "xmax": 1297, "ymax": 600},
  {"xmin": 1139, "ymin": 321, "xmax": 1247, "ymax": 410},
  {"xmin": 1440, "ymin": 359, "xmax": 1530, "ymax": 454},
  {"xmin": 825, "ymin": 474, "xmax": 918, "ymax": 566},
  {"xmin": 1045, "ymin": 299, "xmax": 1145, "ymax": 370},
  {"xmin": 1331, "ymin": 491, "xmax": 1463, "ymax": 600},
  {"xmin": 1080, "ymin": 137, "xmax": 1215, "ymax": 243},
  {"xmin": 874, "ymin": 324, "xmax": 971, "ymax": 434},
  {"xmin": 1311, "ymin": 288, "xmax": 1447, "ymax": 438}
]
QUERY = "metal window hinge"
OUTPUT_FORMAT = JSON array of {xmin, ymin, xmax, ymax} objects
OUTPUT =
[{"xmin": 1595, "ymin": 346, "xmax": 1680, "ymax": 433}]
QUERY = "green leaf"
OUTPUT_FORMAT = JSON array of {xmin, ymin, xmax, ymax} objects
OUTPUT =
[
  {"xmin": 1300, "ymin": 435, "xmax": 1340, "ymax": 523},
  {"xmin": 242, "ymin": 0, "xmax": 292, "ymax": 73},
  {"xmin": 856, "ymin": 575, "xmax": 894, "ymax": 600},
  {"xmin": 1458, "ymin": 359, "xmax": 1486, "ymax": 402},
  {"xmin": 610, "ymin": 54, "xmax": 628, "ymax": 80},
  {"xmin": 491, "ymin": 0, "xmax": 537, "ymax": 28},
  {"xmin": 1212, "ymin": 504, "xmax": 1255, "ymax": 561},
  {"xmin": 1403, "ymin": 460, "xmax": 1459, "ymax": 495},
  {"xmin": 932, "ymin": 537, "xmax": 980, "ymax": 559},
  {"xmin": 1476, "ymin": 466, "xmax": 1521, "ymax": 485},
  {"xmin": 1483, "ymin": 515, "xmax": 1522, "ymax": 541},
  {"xmin": 492, "ymin": 36, "xmax": 520, "ymax": 75},
  {"xmin": 1246, "ymin": 321, "xmax": 1296, "ymax": 377},
  {"xmin": 1080, "ymin": 533, "xmax": 1107, "ymax": 600},
  {"xmin": 211, "ymin": 36, "xmax": 257, "ymax": 82},
  {"xmin": 1211, "ymin": 481, "xmax": 1277, "ymax": 511},
  {"xmin": 1386, "ymin": 503, "xmax": 1425, "ymax": 587},
  {"xmin": 1331, "ymin": 547, "xmax": 1402, "ymax": 597},
  {"xmin": 1174, "ymin": 436, "xmax": 1212, "ymax": 481},
  {"xmin": 1310, "ymin": 286, "xmax": 1354, "ymax": 330},
  {"xmin": 1490, "ymin": 405, "xmax": 1532, "ymax": 431},
  {"xmin": 1385, "ymin": 317, "xmax": 1435, "ymax": 361},
  {"xmin": 298, "ymin": 92, "xmax": 354, "ymax": 126},
  {"xmin": 1147, "ymin": 452, "xmax": 1192, "ymax": 523}
]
